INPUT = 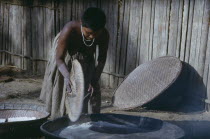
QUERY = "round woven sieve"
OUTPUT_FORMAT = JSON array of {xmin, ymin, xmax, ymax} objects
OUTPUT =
[{"xmin": 113, "ymin": 56, "xmax": 182, "ymax": 109}]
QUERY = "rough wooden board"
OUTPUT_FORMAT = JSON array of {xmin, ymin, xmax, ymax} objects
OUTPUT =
[
  {"xmin": 203, "ymin": 0, "xmax": 210, "ymax": 86},
  {"xmin": 139, "ymin": 0, "xmax": 151, "ymax": 65},
  {"xmin": 189, "ymin": 0, "xmax": 205, "ymax": 71},
  {"xmin": 125, "ymin": 0, "xmax": 142, "ymax": 74},
  {"xmin": 21, "ymin": 7, "xmax": 26, "ymax": 69},
  {"xmin": 71, "ymin": 0, "xmax": 76, "ymax": 21},
  {"xmin": 118, "ymin": 0, "xmax": 130, "ymax": 77},
  {"xmin": 54, "ymin": 1, "xmax": 60, "ymax": 35},
  {"xmin": 100, "ymin": 0, "xmax": 109, "ymax": 88},
  {"xmin": 168, "ymin": 0, "xmax": 180, "ymax": 56},
  {"xmin": 15, "ymin": 5, "xmax": 22, "ymax": 68},
  {"xmin": 115, "ymin": 0, "xmax": 122, "ymax": 77},
  {"xmin": 45, "ymin": 8, "xmax": 54, "ymax": 60},
  {"xmin": 62, "ymin": 0, "xmax": 68, "ymax": 28},
  {"xmin": 2, "ymin": 3, "xmax": 9, "ymax": 66},
  {"xmin": 77, "ymin": 0, "xmax": 82, "ymax": 20},
  {"xmin": 50, "ymin": 7, "xmax": 55, "ymax": 70},
  {"xmin": 0, "ymin": 3, "xmax": 2, "ymax": 65},
  {"xmin": 194, "ymin": 0, "xmax": 206, "ymax": 74},
  {"xmin": 197, "ymin": 0, "xmax": 210, "ymax": 77},
  {"xmin": 113, "ymin": 0, "xmax": 122, "ymax": 88},
  {"xmin": 148, "ymin": 0, "xmax": 156, "ymax": 61},
  {"xmin": 111, "ymin": 0, "xmax": 119, "ymax": 88},
  {"xmin": 85, "ymin": 0, "xmax": 97, "ymax": 8},
  {"xmin": 108, "ymin": 0, "xmax": 117, "ymax": 88},
  {"xmin": 112, "ymin": 0, "xmax": 119, "ymax": 88},
  {"xmin": 180, "ymin": 0, "xmax": 190, "ymax": 61},
  {"xmin": 20, "ymin": 6, "xmax": 24, "ymax": 69},
  {"xmin": 184, "ymin": 0, "xmax": 195, "ymax": 63},
  {"xmin": 57, "ymin": 0, "xmax": 64, "ymax": 31},
  {"xmin": 25, "ymin": 6, "xmax": 32, "ymax": 74},
  {"xmin": 207, "ymin": 65, "xmax": 210, "ymax": 111},
  {"xmin": 67, "ymin": 0, "xmax": 73, "ymax": 21},
  {"xmin": 99, "ymin": 1, "xmax": 111, "ymax": 87},
  {"xmin": 9, "ymin": 5, "xmax": 14, "ymax": 66},
  {"xmin": 5, "ymin": 4, "xmax": 10, "ymax": 65},
  {"xmin": 0, "ymin": 0, "xmax": 55, "ymax": 8},
  {"xmin": 204, "ymin": 15, "xmax": 210, "ymax": 106},
  {"xmin": 43, "ymin": 7, "xmax": 47, "ymax": 61},
  {"xmin": 31, "ymin": 7, "xmax": 38, "ymax": 74},
  {"xmin": 175, "ymin": 0, "xmax": 183, "ymax": 58},
  {"xmin": 101, "ymin": 0, "xmax": 118, "ymax": 88},
  {"xmin": 152, "ymin": 0, "xmax": 170, "ymax": 59},
  {"xmin": 37, "ymin": 7, "xmax": 44, "ymax": 74},
  {"xmin": 76, "ymin": 0, "xmax": 83, "ymax": 20}
]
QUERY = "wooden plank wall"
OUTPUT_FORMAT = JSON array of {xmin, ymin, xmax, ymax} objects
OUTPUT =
[
  {"xmin": 0, "ymin": 0, "xmax": 209, "ymax": 98},
  {"xmin": 0, "ymin": 0, "xmax": 55, "ymax": 75}
]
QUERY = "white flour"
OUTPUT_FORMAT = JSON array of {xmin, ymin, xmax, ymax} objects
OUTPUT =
[
  {"xmin": 0, "ymin": 119, "xmax": 6, "ymax": 123},
  {"xmin": 58, "ymin": 121, "xmax": 141, "ymax": 139},
  {"xmin": 7, "ymin": 117, "xmax": 36, "ymax": 122}
]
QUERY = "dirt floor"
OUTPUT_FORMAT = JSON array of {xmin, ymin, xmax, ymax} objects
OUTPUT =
[{"xmin": 0, "ymin": 68, "xmax": 210, "ymax": 138}]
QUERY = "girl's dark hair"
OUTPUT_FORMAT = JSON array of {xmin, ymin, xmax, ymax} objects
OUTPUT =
[{"xmin": 81, "ymin": 7, "xmax": 106, "ymax": 31}]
